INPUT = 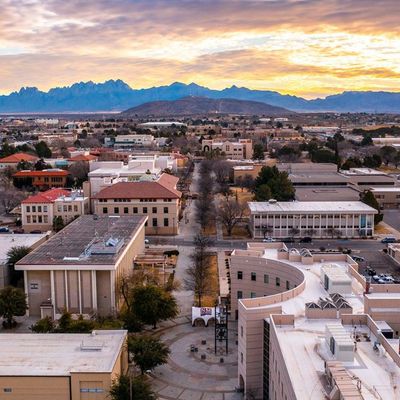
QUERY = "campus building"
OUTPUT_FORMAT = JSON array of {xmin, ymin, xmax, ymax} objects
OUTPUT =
[
  {"xmin": 202, "ymin": 139, "xmax": 253, "ymax": 159},
  {"xmin": 93, "ymin": 173, "xmax": 181, "ymax": 235},
  {"xmin": 0, "ymin": 330, "xmax": 128, "ymax": 400},
  {"xmin": 113, "ymin": 134, "xmax": 155, "ymax": 148},
  {"xmin": 16, "ymin": 215, "xmax": 146, "ymax": 318},
  {"xmin": 0, "ymin": 152, "xmax": 38, "ymax": 169},
  {"xmin": 249, "ymin": 200, "xmax": 377, "ymax": 239},
  {"xmin": 13, "ymin": 169, "xmax": 69, "ymax": 190},
  {"xmin": 21, "ymin": 188, "xmax": 89, "ymax": 232},
  {"xmin": 231, "ymin": 242, "xmax": 400, "ymax": 399}
]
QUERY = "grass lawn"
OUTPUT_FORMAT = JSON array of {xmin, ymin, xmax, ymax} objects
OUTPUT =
[
  {"xmin": 230, "ymin": 187, "xmax": 253, "ymax": 216},
  {"xmin": 375, "ymin": 222, "xmax": 392, "ymax": 234},
  {"xmin": 201, "ymin": 254, "xmax": 219, "ymax": 307},
  {"xmin": 203, "ymin": 220, "xmax": 217, "ymax": 236},
  {"xmin": 222, "ymin": 225, "xmax": 251, "ymax": 239}
]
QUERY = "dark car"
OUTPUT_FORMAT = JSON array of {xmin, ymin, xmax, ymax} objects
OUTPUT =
[
  {"xmin": 299, "ymin": 237, "xmax": 312, "ymax": 243},
  {"xmin": 0, "ymin": 226, "xmax": 9, "ymax": 233},
  {"xmin": 30, "ymin": 230, "xmax": 42, "ymax": 234}
]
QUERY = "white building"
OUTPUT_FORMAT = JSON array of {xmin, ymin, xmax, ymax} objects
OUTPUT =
[
  {"xmin": 114, "ymin": 134, "xmax": 155, "ymax": 148},
  {"xmin": 249, "ymin": 200, "xmax": 377, "ymax": 238}
]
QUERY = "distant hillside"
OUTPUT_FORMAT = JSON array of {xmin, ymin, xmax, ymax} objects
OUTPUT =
[
  {"xmin": 1, "ymin": 80, "xmax": 400, "ymax": 113},
  {"xmin": 121, "ymin": 96, "xmax": 293, "ymax": 116}
]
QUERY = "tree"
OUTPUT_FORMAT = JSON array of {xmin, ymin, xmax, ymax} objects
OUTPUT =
[
  {"xmin": 30, "ymin": 316, "xmax": 55, "ymax": 333},
  {"xmin": 0, "ymin": 286, "xmax": 28, "ymax": 328},
  {"xmin": 53, "ymin": 216, "xmax": 65, "ymax": 232},
  {"xmin": 310, "ymin": 148, "xmax": 337, "ymax": 163},
  {"xmin": 34, "ymin": 158, "xmax": 51, "ymax": 171},
  {"xmin": 6, "ymin": 245, "xmax": 30, "ymax": 287},
  {"xmin": 254, "ymin": 184, "xmax": 272, "ymax": 201},
  {"xmin": 184, "ymin": 234, "xmax": 213, "ymax": 307},
  {"xmin": 341, "ymin": 157, "xmax": 363, "ymax": 170},
  {"xmin": 109, "ymin": 375, "xmax": 156, "ymax": 400},
  {"xmin": 361, "ymin": 134, "xmax": 373, "ymax": 146},
  {"xmin": 68, "ymin": 161, "xmax": 90, "ymax": 187},
  {"xmin": 380, "ymin": 146, "xmax": 396, "ymax": 165},
  {"xmin": 363, "ymin": 154, "xmax": 382, "ymax": 168},
  {"xmin": 34, "ymin": 141, "xmax": 52, "ymax": 158},
  {"xmin": 276, "ymin": 145, "xmax": 301, "ymax": 162},
  {"xmin": 128, "ymin": 335, "xmax": 170, "ymax": 374},
  {"xmin": 218, "ymin": 196, "xmax": 246, "ymax": 236},
  {"xmin": 0, "ymin": 186, "xmax": 26, "ymax": 215},
  {"xmin": 360, "ymin": 190, "xmax": 383, "ymax": 225},
  {"xmin": 252, "ymin": 143, "xmax": 265, "ymax": 160},
  {"xmin": 253, "ymin": 166, "xmax": 295, "ymax": 201},
  {"xmin": 131, "ymin": 285, "xmax": 178, "ymax": 329}
]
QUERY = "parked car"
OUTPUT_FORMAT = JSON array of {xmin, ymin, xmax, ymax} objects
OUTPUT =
[
  {"xmin": 365, "ymin": 266, "xmax": 376, "ymax": 276},
  {"xmin": 352, "ymin": 255, "xmax": 365, "ymax": 262},
  {"xmin": 30, "ymin": 230, "xmax": 42, "ymax": 234},
  {"xmin": 381, "ymin": 237, "xmax": 397, "ymax": 243},
  {"xmin": 0, "ymin": 226, "xmax": 9, "ymax": 233},
  {"xmin": 262, "ymin": 237, "xmax": 276, "ymax": 243},
  {"xmin": 299, "ymin": 237, "xmax": 312, "ymax": 243}
]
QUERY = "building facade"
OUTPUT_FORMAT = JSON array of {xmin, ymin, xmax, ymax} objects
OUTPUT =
[
  {"xmin": 16, "ymin": 215, "xmax": 146, "ymax": 318},
  {"xmin": 202, "ymin": 139, "xmax": 253, "ymax": 159},
  {"xmin": 249, "ymin": 200, "xmax": 377, "ymax": 239},
  {"xmin": 13, "ymin": 169, "xmax": 69, "ymax": 190}
]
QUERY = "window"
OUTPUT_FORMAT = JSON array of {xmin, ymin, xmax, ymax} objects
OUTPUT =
[
  {"xmin": 276, "ymin": 277, "xmax": 280, "ymax": 287},
  {"xmin": 38, "ymin": 215, "xmax": 42, "ymax": 223},
  {"xmin": 32, "ymin": 206, "xmax": 36, "ymax": 212},
  {"xmin": 133, "ymin": 207, "xmax": 138, "ymax": 214},
  {"xmin": 240, "ymin": 352, "xmax": 243, "ymax": 363},
  {"xmin": 26, "ymin": 216, "xmax": 31, "ymax": 223},
  {"xmin": 63, "ymin": 205, "xmax": 67, "ymax": 212},
  {"xmin": 43, "ymin": 205, "xmax": 47, "ymax": 212},
  {"xmin": 74, "ymin": 205, "xmax": 78, "ymax": 212},
  {"xmin": 264, "ymin": 274, "xmax": 269, "ymax": 284},
  {"xmin": 251, "ymin": 272, "xmax": 256, "ymax": 281},
  {"xmin": 237, "ymin": 291, "xmax": 243, "ymax": 299},
  {"xmin": 164, "ymin": 218, "xmax": 169, "ymax": 227},
  {"xmin": 114, "ymin": 207, "xmax": 119, "ymax": 214},
  {"xmin": 286, "ymin": 280, "xmax": 290, "ymax": 290},
  {"xmin": 241, "ymin": 325, "xmax": 243, "ymax": 337},
  {"xmin": 32, "ymin": 215, "xmax": 37, "ymax": 223},
  {"xmin": 44, "ymin": 215, "xmax": 48, "ymax": 223},
  {"xmin": 103, "ymin": 207, "xmax": 108, "ymax": 214},
  {"xmin": 153, "ymin": 218, "xmax": 158, "ymax": 227},
  {"xmin": 152, "ymin": 207, "xmax": 157, "ymax": 214},
  {"xmin": 250, "ymin": 292, "xmax": 256, "ymax": 298},
  {"xmin": 237, "ymin": 271, "xmax": 243, "ymax": 280},
  {"xmin": 124, "ymin": 207, "xmax": 129, "ymax": 214},
  {"xmin": 26, "ymin": 206, "xmax": 30, "ymax": 212},
  {"xmin": 3, "ymin": 388, "xmax": 12, "ymax": 393},
  {"xmin": 143, "ymin": 207, "xmax": 148, "ymax": 214},
  {"xmin": 164, "ymin": 207, "xmax": 169, "ymax": 214},
  {"xmin": 37, "ymin": 206, "xmax": 42, "ymax": 212}
]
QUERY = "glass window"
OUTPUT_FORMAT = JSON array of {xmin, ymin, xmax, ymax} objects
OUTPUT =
[
  {"xmin": 164, "ymin": 218, "xmax": 169, "ymax": 227},
  {"xmin": 74, "ymin": 205, "xmax": 78, "ymax": 212},
  {"xmin": 32, "ymin": 206, "xmax": 36, "ymax": 212},
  {"xmin": 250, "ymin": 292, "xmax": 256, "ymax": 298},
  {"xmin": 237, "ymin": 271, "xmax": 243, "ymax": 280},
  {"xmin": 251, "ymin": 272, "xmax": 256, "ymax": 281},
  {"xmin": 26, "ymin": 206, "xmax": 30, "ymax": 212},
  {"xmin": 133, "ymin": 207, "xmax": 138, "ymax": 214},
  {"xmin": 103, "ymin": 207, "xmax": 108, "ymax": 214},
  {"xmin": 124, "ymin": 207, "xmax": 129, "ymax": 214},
  {"xmin": 152, "ymin": 207, "xmax": 157, "ymax": 214},
  {"xmin": 44, "ymin": 215, "xmax": 48, "ymax": 223},
  {"xmin": 143, "ymin": 207, "xmax": 147, "ymax": 214},
  {"xmin": 152, "ymin": 218, "xmax": 157, "ymax": 227},
  {"xmin": 276, "ymin": 277, "xmax": 280, "ymax": 287},
  {"xmin": 264, "ymin": 274, "xmax": 269, "ymax": 284},
  {"xmin": 26, "ymin": 215, "xmax": 31, "ymax": 223},
  {"xmin": 237, "ymin": 290, "xmax": 243, "ymax": 299},
  {"xmin": 286, "ymin": 280, "xmax": 290, "ymax": 290},
  {"xmin": 164, "ymin": 207, "xmax": 168, "ymax": 214},
  {"xmin": 114, "ymin": 207, "xmax": 119, "ymax": 214},
  {"xmin": 37, "ymin": 206, "xmax": 42, "ymax": 212}
]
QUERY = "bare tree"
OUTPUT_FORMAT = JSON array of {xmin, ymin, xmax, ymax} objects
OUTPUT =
[
  {"xmin": 68, "ymin": 161, "xmax": 89, "ymax": 187},
  {"xmin": 218, "ymin": 196, "xmax": 246, "ymax": 236},
  {"xmin": 0, "ymin": 186, "xmax": 26, "ymax": 215},
  {"xmin": 184, "ymin": 234, "xmax": 214, "ymax": 307}
]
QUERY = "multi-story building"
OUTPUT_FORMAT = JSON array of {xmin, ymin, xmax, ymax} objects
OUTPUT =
[
  {"xmin": 202, "ymin": 139, "xmax": 253, "ymax": 159},
  {"xmin": 249, "ymin": 200, "xmax": 377, "ymax": 239},
  {"xmin": 16, "ymin": 215, "xmax": 147, "ymax": 318},
  {"xmin": 231, "ymin": 242, "xmax": 400, "ymax": 399},
  {"xmin": 370, "ymin": 186, "xmax": 400, "ymax": 208},
  {"xmin": 13, "ymin": 169, "xmax": 69, "ymax": 190},
  {"xmin": 0, "ymin": 330, "xmax": 128, "ymax": 400},
  {"xmin": 93, "ymin": 173, "xmax": 181, "ymax": 235},
  {"xmin": 113, "ymin": 134, "xmax": 155, "ymax": 148},
  {"xmin": 0, "ymin": 152, "xmax": 39, "ymax": 169},
  {"xmin": 21, "ymin": 188, "xmax": 89, "ymax": 233}
]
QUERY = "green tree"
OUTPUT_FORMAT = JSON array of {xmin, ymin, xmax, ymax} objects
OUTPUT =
[
  {"xmin": 6, "ymin": 245, "xmax": 30, "ymax": 287},
  {"xmin": 0, "ymin": 286, "xmax": 28, "ymax": 328},
  {"xmin": 252, "ymin": 143, "xmax": 265, "ymax": 160},
  {"xmin": 310, "ymin": 148, "xmax": 337, "ymax": 163},
  {"xmin": 253, "ymin": 166, "xmax": 295, "ymax": 201},
  {"xmin": 34, "ymin": 141, "xmax": 52, "ymax": 158},
  {"xmin": 360, "ymin": 190, "xmax": 383, "ymax": 225},
  {"xmin": 53, "ymin": 216, "xmax": 65, "ymax": 232},
  {"xmin": 128, "ymin": 335, "xmax": 170, "ymax": 375},
  {"xmin": 361, "ymin": 134, "xmax": 373, "ymax": 146},
  {"xmin": 30, "ymin": 316, "xmax": 55, "ymax": 333},
  {"xmin": 109, "ymin": 375, "xmax": 156, "ymax": 400},
  {"xmin": 380, "ymin": 146, "xmax": 396, "ymax": 165},
  {"xmin": 131, "ymin": 285, "xmax": 178, "ymax": 328},
  {"xmin": 341, "ymin": 157, "xmax": 363, "ymax": 170},
  {"xmin": 254, "ymin": 184, "xmax": 272, "ymax": 201},
  {"xmin": 363, "ymin": 154, "xmax": 382, "ymax": 168}
]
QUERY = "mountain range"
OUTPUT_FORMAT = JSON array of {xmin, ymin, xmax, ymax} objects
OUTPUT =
[
  {"xmin": 122, "ymin": 96, "xmax": 292, "ymax": 116},
  {"xmin": 0, "ymin": 79, "xmax": 400, "ymax": 113}
]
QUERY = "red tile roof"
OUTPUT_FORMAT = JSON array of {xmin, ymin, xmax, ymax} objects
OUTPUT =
[
  {"xmin": 13, "ymin": 169, "xmax": 69, "ymax": 177},
  {"xmin": 0, "ymin": 153, "xmax": 38, "ymax": 163},
  {"xmin": 22, "ymin": 188, "xmax": 70, "ymax": 204},
  {"xmin": 68, "ymin": 154, "xmax": 98, "ymax": 162}
]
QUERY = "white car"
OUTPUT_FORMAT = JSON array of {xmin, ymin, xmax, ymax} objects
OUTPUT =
[
  {"xmin": 144, "ymin": 238, "xmax": 150, "ymax": 244},
  {"xmin": 263, "ymin": 237, "xmax": 276, "ymax": 243}
]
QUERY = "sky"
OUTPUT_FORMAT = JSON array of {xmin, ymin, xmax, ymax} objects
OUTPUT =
[{"xmin": 1, "ymin": 0, "xmax": 400, "ymax": 98}]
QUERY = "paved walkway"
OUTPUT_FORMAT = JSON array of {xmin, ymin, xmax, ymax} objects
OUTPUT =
[{"xmin": 149, "ymin": 321, "xmax": 241, "ymax": 400}]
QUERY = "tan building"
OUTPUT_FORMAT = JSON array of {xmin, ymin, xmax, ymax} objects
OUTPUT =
[
  {"xmin": 202, "ymin": 138, "xmax": 253, "ymax": 159},
  {"xmin": 16, "ymin": 215, "xmax": 146, "ymax": 318},
  {"xmin": 0, "ymin": 330, "xmax": 128, "ymax": 400},
  {"xmin": 231, "ymin": 242, "xmax": 400, "ymax": 399},
  {"xmin": 21, "ymin": 188, "xmax": 89, "ymax": 233},
  {"xmin": 93, "ymin": 173, "xmax": 181, "ymax": 235},
  {"xmin": 370, "ymin": 186, "xmax": 400, "ymax": 208}
]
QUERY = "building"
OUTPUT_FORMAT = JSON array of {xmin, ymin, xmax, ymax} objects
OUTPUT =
[
  {"xmin": 93, "ymin": 173, "xmax": 181, "ymax": 235},
  {"xmin": 295, "ymin": 186, "xmax": 361, "ymax": 202},
  {"xmin": 202, "ymin": 139, "xmax": 253, "ymax": 159},
  {"xmin": 231, "ymin": 242, "xmax": 400, "ymax": 399},
  {"xmin": 113, "ymin": 134, "xmax": 155, "ymax": 148},
  {"xmin": 0, "ymin": 233, "xmax": 48, "ymax": 287},
  {"xmin": 13, "ymin": 169, "xmax": 69, "ymax": 190},
  {"xmin": 249, "ymin": 200, "xmax": 377, "ymax": 239},
  {"xmin": 16, "ymin": 215, "xmax": 146, "ymax": 318},
  {"xmin": 67, "ymin": 153, "xmax": 98, "ymax": 163},
  {"xmin": 341, "ymin": 167, "xmax": 396, "ymax": 187},
  {"xmin": 21, "ymin": 188, "xmax": 90, "ymax": 233},
  {"xmin": 0, "ymin": 330, "xmax": 128, "ymax": 400},
  {"xmin": 370, "ymin": 186, "xmax": 400, "ymax": 208},
  {"xmin": 0, "ymin": 152, "xmax": 38, "ymax": 169}
]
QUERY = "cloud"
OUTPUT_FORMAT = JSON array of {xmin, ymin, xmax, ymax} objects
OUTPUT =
[{"xmin": 0, "ymin": 0, "xmax": 399, "ymax": 97}]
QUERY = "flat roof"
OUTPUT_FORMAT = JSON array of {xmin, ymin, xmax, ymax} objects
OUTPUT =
[
  {"xmin": 16, "ymin": 215, "xmax": 146, "ymax": 267},
  {"xmin": 0, "ymin": 331, "xmax": 126, "ymax": 376},
  {"xmin": 0, "ymin": 234, "xmax": 48, "ymax": 263},
  {"xmin": 370, "ymin": 187, "xmax": 400, "ymax": 192},
  {"xmin": 248, "ymin": 201, "xmax": 377, "ymax": 213},
  {"xmin": 295, "ymin": 186, "xmax": 360, "ymax": 202}
]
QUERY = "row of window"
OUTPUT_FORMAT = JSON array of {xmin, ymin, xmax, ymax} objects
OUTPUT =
[
  {"xmin": 25, "ymin": 205, "xmax": 48, "ymax": 213},
  {"xmin": 57, "ymin": 204, "xmax": 79, "ymax": 213},
  {"xmin": 26, "ymin": 215, "xmax": 48, "ymax": 224},
  {"xmin": 254, "ymin": 214, "xmax": 365, "ymax": 219},
  {"xmin": 98, "ymin": 198, "xmax": 173, "ymax": 203},
  {"xmin": 237, "ymin": 271, "xmax": 290, "ymax": 289},
  {"xmin": 102, "ymin": 206, "xmax": 170, "ymax": 214}
]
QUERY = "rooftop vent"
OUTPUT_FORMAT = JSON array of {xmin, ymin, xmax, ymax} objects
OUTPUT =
[{"xmin": 268, "ymin": 199, "xmax": 277, "ymax": 204}]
